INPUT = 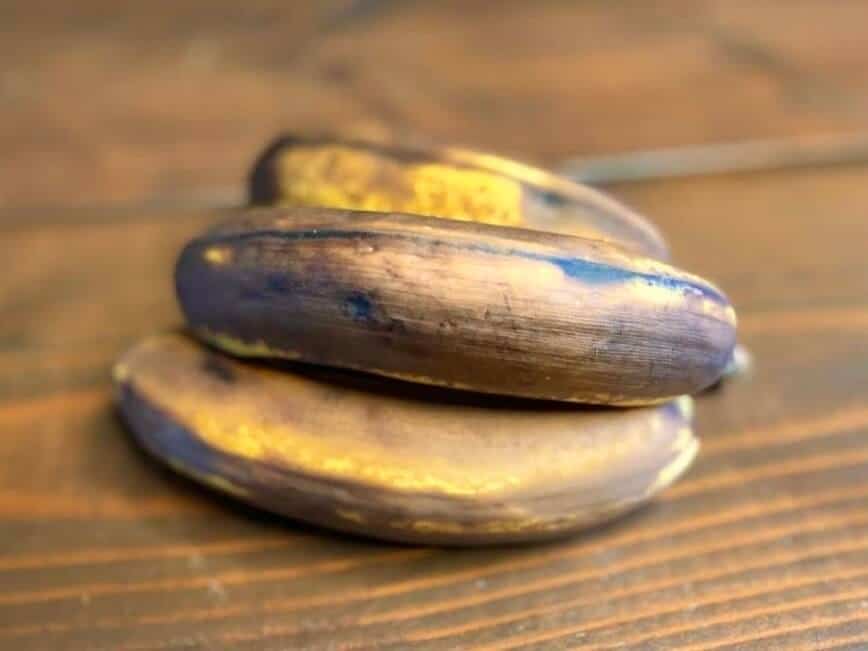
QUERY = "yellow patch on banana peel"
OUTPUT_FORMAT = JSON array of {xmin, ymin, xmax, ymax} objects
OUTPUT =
[{"xmin": 274, "ymin": 146, "xmax": 525, "ymax": 228}]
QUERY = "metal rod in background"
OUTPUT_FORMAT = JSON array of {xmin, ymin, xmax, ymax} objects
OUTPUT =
[{"xmin": 559, "ymin": 132, "xmax": 868, "ymax": 185}]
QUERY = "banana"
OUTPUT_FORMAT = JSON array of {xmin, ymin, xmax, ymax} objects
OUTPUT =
[
  {"xmin": 248, "ymin": 133, "xmax": 669, "ymax": 259},
  {"xmin": 247, "ymin": 134, "xmax": 750, "ymax": 385},
  {"xmin": 114, "ymin": 333, "xmax": 698, "ymax": 545},
  {"xmin": 175, "ymin": 207, "xmax": 737, "ymax": 405}
]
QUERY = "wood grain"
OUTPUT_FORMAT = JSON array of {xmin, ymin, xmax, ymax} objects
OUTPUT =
[
  {"xmin": 4, "ymin": 0, "xmax": 868, "ymax": 211},
  {"xmin": 1, "ymin": 166, "xmax": 866, "ymax": 651},
  {"xmin": 1, "ymin": 1, "xmax": 868, "ymax": 648}
]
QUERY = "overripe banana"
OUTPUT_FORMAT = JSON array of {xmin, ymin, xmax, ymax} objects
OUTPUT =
[
  {"xmin": 114, "ymin": 333, "xmax": 697, "ymax": 545},
  {"xmin": 247, "ymin": 134, "xmax": 749, "ymax": 382},
  {"xmin": 248, "ymin": 134, "xmax": 669, "ymax": 259},
  {"xmin": 175, "ymin": 208, "xmax": 735, "ymax": 405}
]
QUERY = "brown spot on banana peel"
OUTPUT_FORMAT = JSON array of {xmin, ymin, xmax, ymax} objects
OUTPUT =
[
  {"xmin": 114, "ymin": 333, "xmax": 698, "ymax": 545},
  {"xmin": 176, "ymin": 208, "xmax": 737, "ymax": 405},
  {"xmin": 247, "ymin": 133, "xmax": 669, "ymax": 260}
]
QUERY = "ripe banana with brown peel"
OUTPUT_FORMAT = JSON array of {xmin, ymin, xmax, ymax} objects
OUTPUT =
[
  {"xmin": 175, "ymin": 208, "xmax": 736, "ymax": 405},
  {"xmin": 114, "ymin": 333, "xmax": 698, "ymax": 545},
  {"xmin": 248, "ymin": 134, "xmax": 669, "ymax": 260}
]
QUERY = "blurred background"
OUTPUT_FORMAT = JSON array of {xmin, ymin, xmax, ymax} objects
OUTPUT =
[{"xmin": 3, "ymin": 0, "xmax": 868, "ymax": 210}]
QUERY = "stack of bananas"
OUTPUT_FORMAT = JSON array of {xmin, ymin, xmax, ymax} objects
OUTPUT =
[{"xmin": 114, "ymin": 135, "xmax": 738, "ymax": 545}]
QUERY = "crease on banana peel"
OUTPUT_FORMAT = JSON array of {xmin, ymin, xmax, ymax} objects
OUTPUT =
[
  {"xmin": 196, "ymin": 325, "xmax": 676, "ymax": 407},
  {"xmin": 165, "ymin": 457, "xmax": 251, "ymax": 500}
]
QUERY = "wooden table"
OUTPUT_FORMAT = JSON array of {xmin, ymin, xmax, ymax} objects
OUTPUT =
[{"xmin": 2, "ymin": 2, "xmax": 867, "ymax": 648}]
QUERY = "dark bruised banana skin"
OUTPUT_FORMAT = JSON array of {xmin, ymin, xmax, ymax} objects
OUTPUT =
[
  {"xmin": 114, "ymin": 334, "xmax": 698, "ymax": 545},
  {"xmin": 248, "ymin": 133, "xmax": 669, "ymax": 260},
  {"xmin": 176, "ymin": 207, "xmax": 737, "ymax": 405}
]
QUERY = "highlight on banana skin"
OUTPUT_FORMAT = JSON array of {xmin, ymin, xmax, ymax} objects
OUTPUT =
[{"xmin": 114, "ymin": 132, "xmax": 745, "ymax": 545}]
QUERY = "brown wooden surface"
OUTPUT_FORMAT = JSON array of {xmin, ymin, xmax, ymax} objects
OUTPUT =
[{"xmin": 2, "ymin": 1, "xmax": 868, "ymax": 649}]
